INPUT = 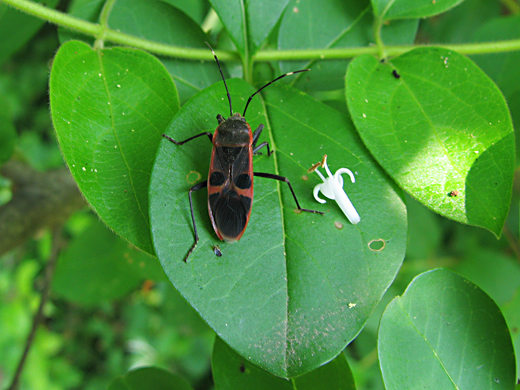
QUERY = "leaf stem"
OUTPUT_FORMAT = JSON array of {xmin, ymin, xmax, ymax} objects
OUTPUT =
[
  {"xmin": 501, "ymin": 0, "xmax": 520, "ymax": 14},
  {"xmin": 2, "ymin": 0, "xmax": 520, "ymax": 62},
  {"xmin": 93, "ymin": 0, "xmax": 116, "ymax": 49},
  {"xmin": 373, "ymin": 16, "xmax": 386, "ymax": 60}
]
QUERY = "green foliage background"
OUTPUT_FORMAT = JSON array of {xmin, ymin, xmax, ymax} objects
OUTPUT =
[{"xmin": 0, "ymin": 0, "xmax": 519, "ymax": 389}]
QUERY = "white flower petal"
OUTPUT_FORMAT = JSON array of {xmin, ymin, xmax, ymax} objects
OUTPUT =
[{"xmin": 313, "ymin": 184, "xmax": 327, "ymax": 204}]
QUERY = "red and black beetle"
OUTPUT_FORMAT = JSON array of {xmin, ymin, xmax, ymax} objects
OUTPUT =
[{"xmin": 163, "ymin": 43, "xmax": 323, "ymax": 261}]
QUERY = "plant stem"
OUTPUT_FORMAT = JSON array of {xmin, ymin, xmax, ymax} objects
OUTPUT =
[
  {"xmin": 93, "ymin": 0, "xmax": 117, "ymax": 49},
  {"xmin": 501, "ymin": 0, "xmax": 520, "ymax": 14},
  {"xmin": 2, "ymin": 0, "xmax": 520, "ymax": 62},
  {"xmin": 7, "ymin": 228, "xmax": 64, "ymax": 390}
]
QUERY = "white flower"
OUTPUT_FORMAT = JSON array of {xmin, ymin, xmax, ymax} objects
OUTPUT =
[{"xmin": 309, "ymin": 155, "xmax": 360, "ymax": 225}]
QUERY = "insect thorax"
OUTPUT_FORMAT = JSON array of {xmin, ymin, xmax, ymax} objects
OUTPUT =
[{"xmin": 214, "ymin": 114, "xmax": 251, "ymax": 146}]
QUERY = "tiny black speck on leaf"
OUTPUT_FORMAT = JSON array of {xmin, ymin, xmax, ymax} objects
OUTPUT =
[{"xmin": 392, "ymin": 70, "xmax": 401, "ymax": 79}]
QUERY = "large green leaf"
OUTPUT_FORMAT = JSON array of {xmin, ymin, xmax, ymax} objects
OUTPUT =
[
  {"xmin": 0, "ymin": 0, "xmax": 60, "ymax": 65},
  {"xmin": 346, "ymin": 47, "xmax": 515, "ymax": 236},
  {"xmin": 212, "ymin": 337, "xmax": 355, "ymax": 389},
  {"xmin": 52, "ymin": 219, "xmax": 165, "ymax": 306},
  {"xmin": 149, "ymin": 80, "xmax": 406, "ymax": 377},
  {"xmin": 379, "ymin": 268, "xmax": 516, "ymax": 389},
  {"xmin": 372, "ymin": 0, "xmax": 464, "ymax": 20},
  {"xmin": 50, "ymin": 40, "xmax": 179, "ymax": 254},
  {"xmin": 278, "ymin": 0, "xmax": 418, "ymax": 93}
]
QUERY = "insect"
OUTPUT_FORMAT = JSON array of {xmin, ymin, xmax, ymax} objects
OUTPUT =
[{"xmin": 163, "ymin": 42, "xmax": 323, "ymax": 262}]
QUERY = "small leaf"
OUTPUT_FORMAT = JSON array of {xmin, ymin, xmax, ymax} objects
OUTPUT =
[
  {"xmin": 212, "ymin": 337, "xmax": 356, "ymax": 389},
  {"xmin": 108, "ymin": 367, "xmax": 193, "ymax": 390},
  {"xmin": 50, "ymin": 40, "xmax": 179, "ymax": 254},
  {"xmin": 209, "ymin": 0, "xmax": 248, "ymax": 57},
  {"xmin": 0, "ymin": 0, "xmax": 60, "ymax": 65},
  {"xmin": 161, "ymin": 0, "xmax": 210, "ymax": 24},
  {"xmin": 149, "ymin": 80, "xmax": 406, "ymax": 377},
  {"xmin": 379, "ymin": 268, "xmax": 516, "ymax": 389},
  {"xmin": 372, "ymin": 0, "xmax": 464, "ymax": 20},
  {"xmin": 246, "ymin": 0, "xmax": 290, "ymax": 51},
  {"xmin": 210, "ymin": 0, "xmax": 289, "ymax": 55},
  {"xmin": 52, "ymin": 219, "xmax": 164, "ymax": 305},
  {"xmin": 346, "ymin": 47, "xmax": 515, "ymax": 236}
]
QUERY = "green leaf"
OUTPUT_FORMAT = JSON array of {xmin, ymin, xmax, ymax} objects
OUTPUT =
[
  {"xmin": 452, "ymin": 250, "xmax": 520, "ymax": 306},
  {"xmin": 108, "ymin": 0, "xmax": 221, "ymax": 104},
  {"xmin": 160, "ymin": 0, "xmax": 210, "ymax": 25},
  {"xmin": 52, "ymin": 219, "xmax": 165, "ymax": 305},
  {"xmin": 278, "ymin": 0, "xmax": 418, "ymax": 93},
  {"xmin": 502, "ymin": 289, "xmax": 520, "ymax": 378},
  {"xmin": 108, "ymin": 367, "xmax": 193, "ymax": 390},
  {"xmin": 209, "ymin": 0, "xmax": 289, "ymax": 56},
  {"xmin": 405, "ymin": 195, "xmax": 442, "ymax": 260},
  {"xmin": 149, "ymin": 80, "xmax": 406, "ymax": 377},
  {"xmin": 50, "ymin": 40, "xmax": 179, "ymax": 254},
  {"xmin": 471, "ymin": 15, "xmax": 520, "ymax": 100},
  {"xmin": 378, "ymin": 268, "xmax": 516, "ymax": 389},
  {"xmin": 209, "ymin": 0, "xmax": 248, "ymax": 58},
  {"xmin": 212, "ymin": 337, "xmax": 356, "ymax": 389},
  {"xmin": 346, "ymin": 47, "xmax": 515, "ymax": 236},
  {"xmin": 0, "ymin": 96, "xmax": 16, "ymax": 165},
  {"xmin": 372, "ymin": 0, "xmax": 464, "ymax": 20},
  {"xmin": 0, "ymin": 0, "xmax": 60, "ymax": 65},
  {"xmin": 418, "ymin": 0, "xmax": 500, "ymax": 44},
  {"xmin": 246, "ymin": 0, "xmax": 290, "ymax": 51}
]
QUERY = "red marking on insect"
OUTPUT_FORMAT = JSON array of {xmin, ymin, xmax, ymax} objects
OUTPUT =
[{"xmin": 162, "ymin": 42, "xmax": 323, "ymax": 261}]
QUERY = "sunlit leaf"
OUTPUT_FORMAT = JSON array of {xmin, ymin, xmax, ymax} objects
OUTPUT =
[{"xmin": 346, "ymin": 47, "xmax": 515, "ymax": 236}]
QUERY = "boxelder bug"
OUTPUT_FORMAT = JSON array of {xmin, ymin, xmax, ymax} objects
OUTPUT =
[{"xmin": 163, "ymin": 43, "xmax": 323, "ymax": 262}]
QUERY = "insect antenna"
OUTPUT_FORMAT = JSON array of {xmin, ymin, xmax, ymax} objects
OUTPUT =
[
  {"xmin": 242, "ymin": 69, "xmax": 310, "ymax": 117},
  {"xmin": 205, "ymin": 42, "xmax": 233, "ymax": 117}
]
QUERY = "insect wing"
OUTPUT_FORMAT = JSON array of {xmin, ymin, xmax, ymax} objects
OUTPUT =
[{"xmin": 207, "ymin": 145, "xmax": 253, "ymax": 242}]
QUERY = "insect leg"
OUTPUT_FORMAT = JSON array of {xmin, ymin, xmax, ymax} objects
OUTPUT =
[
  {"xmin": 162, "ymin": 132, "xmax": 213, "ymax": 145},
  {"xmin": 252, "ymin": 125, "xmax": 273, "ymax": 156},
  {"xmin": 253, "ymin": 172, "xmax": 324, "ymax": 214},
  {"xmin": 184, "ymin": 181, "xmax": 208, "ymax": 262}
]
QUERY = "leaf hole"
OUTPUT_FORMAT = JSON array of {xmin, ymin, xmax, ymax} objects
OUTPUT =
[
  {"xmin": 187, "ymin": 170, "xmax": 202, "ymax": 184},
  {"xmin": 368, "ymin": 239, "xmax": 385, "ymax": 252}
]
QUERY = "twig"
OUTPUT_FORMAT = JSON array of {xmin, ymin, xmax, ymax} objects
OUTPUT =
[
  {"xmin": 7, "ymin": 227, "xmax": 64, "ymax": 390},
  {"xmin": 503, "ymin": 225, "xmax": 520, "ymax": 262},
  {"xmin": 0, "ymin": 160, "xmax": 85, "ymax": 256}
]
